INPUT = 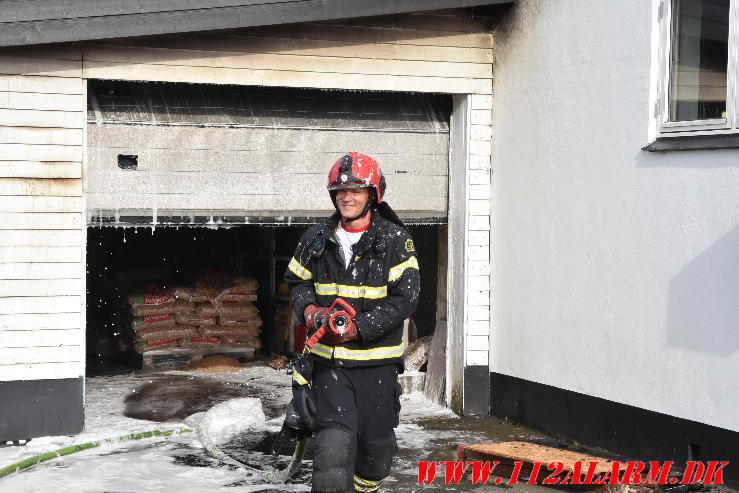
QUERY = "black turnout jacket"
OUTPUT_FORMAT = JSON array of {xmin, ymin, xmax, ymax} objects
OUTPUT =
[{"xmin": 284, "ymin": 211, "xmax": 420, "ymax": 368}]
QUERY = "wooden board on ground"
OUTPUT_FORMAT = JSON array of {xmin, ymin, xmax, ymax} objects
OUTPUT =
[
  {"xmin": 137, "ymin": 345, "xmax": 256, "ymax": 369},
  {"xmin": 461, "ymin": 441, "xmax": 615, "ymax": 488}
]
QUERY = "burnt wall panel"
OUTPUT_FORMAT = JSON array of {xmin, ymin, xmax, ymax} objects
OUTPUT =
[{"xmin": 86, "ymin": 82, "xmax": 451, "ymax": 220}]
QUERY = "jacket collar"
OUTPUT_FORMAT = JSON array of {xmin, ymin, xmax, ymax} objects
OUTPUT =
[{"xmin": 321, "ymin": 211, "xmax": 380, "ymax": 254}]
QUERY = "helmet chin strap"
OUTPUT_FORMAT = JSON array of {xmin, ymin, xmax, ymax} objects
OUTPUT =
[{"xmin": 344, "ymin": 202, "xmax": 372, "ymax": 223}]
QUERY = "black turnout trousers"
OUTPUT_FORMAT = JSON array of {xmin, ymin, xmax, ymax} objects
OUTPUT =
[{"xmin": 311, "ymin": 362, "xmax": 401, "ymax": 493}]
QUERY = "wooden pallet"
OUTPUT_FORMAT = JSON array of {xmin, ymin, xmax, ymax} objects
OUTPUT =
[
  {"xmin": 136, "ymin": 345, "xmax": 256, "ymax": 369},
  {"xmin": 460, "ymin": 441, "xmax": 616, "ymax": 489}
]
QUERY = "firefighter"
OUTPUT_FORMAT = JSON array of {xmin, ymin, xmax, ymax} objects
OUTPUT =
[{"xmin": 284, "ymin": 152, "xmax": 420, "ymax": 493}]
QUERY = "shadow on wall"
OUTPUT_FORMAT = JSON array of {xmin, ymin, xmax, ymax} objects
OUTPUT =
[
  {"xmin": 635, "ymin": 149, "xmax": 739, "ymax": 169},
  {"xmin": 666, "ymin": 224, "xmax": 739, "ymax": 356}
]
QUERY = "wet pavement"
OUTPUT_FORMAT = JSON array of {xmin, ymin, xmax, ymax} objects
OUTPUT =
[
  {"xmin": 109, "ymin": 365, "xmax": 559, "ymax": 492},
  {"xmin": 1, "ymin": 362, "xmax": 736, "ymax": 493}
]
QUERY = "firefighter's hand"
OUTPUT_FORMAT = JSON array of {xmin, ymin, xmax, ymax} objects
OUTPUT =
[
  {"xmin": 321, "ymin": 318, "xmax": 358, "ymax": 345},
  {"xmin": 303, "ymin": 305, "xmax": 329, "ymax": 332},
  {"xmin": 284, "ymin": 385, "xmax": 316, "ymax": 434}
]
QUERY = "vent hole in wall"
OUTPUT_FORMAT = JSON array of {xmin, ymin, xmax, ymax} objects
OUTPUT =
[{"xmin": 118, "ymin": 154, "xmax": 138, "ymax": 170}]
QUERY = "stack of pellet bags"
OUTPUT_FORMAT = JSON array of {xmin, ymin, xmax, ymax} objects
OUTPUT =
[{"xmin": 122, "ymin": 271, "xmax": 262, "ymax": 354}]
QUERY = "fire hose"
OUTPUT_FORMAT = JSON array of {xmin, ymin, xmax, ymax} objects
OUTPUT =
[
  {"xmin": 0, "ymin": 428, "xmax": 192, "ymax": 479},
  {"xmin": 0, "ymin": 421, "xmax": 306, "ymax": 483},
  {"xmin": 200, "ymin": 298, "xmax": 356, "ymax": 481},
  {"xmin": 0, "ymin": 299, "xmax": 356, "ymax": 483}
]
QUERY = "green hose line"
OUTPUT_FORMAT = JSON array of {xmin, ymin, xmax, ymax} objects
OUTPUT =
[{"xmin": 0, "ymin": 428, "xmax": 192, "ymax": 479}]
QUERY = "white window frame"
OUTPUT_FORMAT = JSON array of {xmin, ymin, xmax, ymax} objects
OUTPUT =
[{"xmin": 657, "ymin": 0, "xmax": 739, "ymax": 136}]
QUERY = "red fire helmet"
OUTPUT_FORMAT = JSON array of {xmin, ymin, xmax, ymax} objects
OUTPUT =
[{"xmin": 327, "ymin": 152, "xmax": 386, "ymax": 204}]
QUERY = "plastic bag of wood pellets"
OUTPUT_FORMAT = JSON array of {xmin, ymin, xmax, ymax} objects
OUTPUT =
[
  {"xmin": 131, "ymin": 313, "xmax": 176, "ymax": 330},
  {"xmin": 136, "ymin": 325, "xmax": 199, "ymax": 342},
  {"xmin": 179, "ymin": 337, "xmax": 220, "ymax": 348},
  {"xmin": 231, "ymin": 275, "xmax": 259, "ymax": 291},
  {"xmin": 127, "ymin": 290, "xmax": 174, "ymax": 306},
  {"xmin": 218, "ymin": 316, "xmax": 262, "ymax": 328},
  {"xmin": 220, "ymin": 336, "xmax": 261, "ymax": 348},
  {"xmin": 174, "ymin": 312, "xmax": 217, "ymax": 326},
  {"xmin": 195, "ymin": 301, "xmax": 258, "ymax": 318},
  {"xmin": 132, "ymin": 298, "xmax": 193, "ymax": 317},
  {"xmin": 135, "ymin": 339, "xmax": 178, "ymax": 354},
  {"xmin": 194, "ymin": 271, "xmax": 259, "ymax": 301},
  {"xmin": 194, "ymin": 271, "xmax": 233, "ymax": 300},
  {"xmin": 172, "ymin": 284, "xmax": 209, "ymax": 303},
  {"xmin": 219, "ymin": 289, "xmax": 258, "ymax": 302},
  {"xmin": 199, "ymin": 325, "xmax": 261, "ymax": 338}
]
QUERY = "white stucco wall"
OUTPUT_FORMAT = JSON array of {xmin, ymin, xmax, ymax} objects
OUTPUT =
[{"xmin": 490, "ymin": 0, "xmax": 739, "ymax": 432}]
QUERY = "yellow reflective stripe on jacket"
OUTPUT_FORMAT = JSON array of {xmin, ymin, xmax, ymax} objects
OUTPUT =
[
  {"xmin": 292, "ymin": 371, "xmax": 310, "ymax": 386},
  {"xmin": 388, "ymin": 255, "xmax": 419, "ymax": 283},
  {"xmin": 334, "ymin": 343, "xmax": 404, "ymax": 361},
  {"xmin": 314, "ymin": 282, "xmax": 387, "ymax": 299},
  {"xmin": 288, "ymin": 257, "xmax": 312, "ymax": 280},
  {"xmin": 309, "ymin": 342, "xmax": 333, "ymax": 359},
  {"xmin": 309, "ymin": 342, "xmax": 404, "ymax": 361}
]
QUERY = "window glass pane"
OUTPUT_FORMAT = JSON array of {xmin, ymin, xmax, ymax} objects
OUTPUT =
[{"xmin": 669, "ymin": 0, "xmax": 730, "ymax": 122}]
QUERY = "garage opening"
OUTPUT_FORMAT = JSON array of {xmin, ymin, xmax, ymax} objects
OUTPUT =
[
  {"xmin": 85, "ymin": 81, "xmax": 450, "ymax": 374},
  {"xmin": 86, "ymin": 224, "xmax": 440, "ymax": 371}
]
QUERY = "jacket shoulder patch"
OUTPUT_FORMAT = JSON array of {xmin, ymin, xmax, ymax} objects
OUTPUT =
[{"xmin": 404, "ymin": 239, "xmax": 415, "ymax": 252}]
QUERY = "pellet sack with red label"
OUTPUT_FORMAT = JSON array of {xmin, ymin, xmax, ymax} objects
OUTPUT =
[
  {"xmin": 129, "ymin": 294, "xmax": 194, "ymax": 316},
  {"xmin": 172, "ymin": 284, "xmax": 209, "ymax": 303},
  {"xmin": 218, "ymin": 315, "xmax": 262, "ymax": 328},
  {"xmin": 135, "ymin": 325, "xmax": 199, "ymax": 342},
  {"xmin": 131, "ymin": 313, "xmax": 176, "ymax": 330},
  {"xmin": 175, "ymin": 312, "xmax": 217, "ymax": 326},
  {"xmin": 199, "ymin": 325, "xmax": 261, "ymax": 338},
  {"xmin": 135, "ymin": 339, "xmax": 178, "ymax": 354},
  {"xmin": 194, "ymin": 271, "xmax": 259, "ymax": 301},
  {"xmin": 195, "ymin": 300, "xmax": 258, "ymax": 318},
  {"xmin": 219, "ymin": 336, "xmax": 261, "ymax": 349},
  {"xmin": 179, "ymin": 337, "xmax": 220, "ymax": 348}
]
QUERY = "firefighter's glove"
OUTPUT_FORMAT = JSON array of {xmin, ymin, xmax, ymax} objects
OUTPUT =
[
  {"xmin": 321, "ymin": 318, "xmax": 358, "ymax": 345},
  {"xmin": 303, "ymin": 304, "xmax": 329, "ymax": 333},
  {"xmin": 284, "ymin": 356, "xmax": 316, "ymax": 435},
  {"xmin": 284, "ymin": 384, "xmax": 316, "ymax": 435}
]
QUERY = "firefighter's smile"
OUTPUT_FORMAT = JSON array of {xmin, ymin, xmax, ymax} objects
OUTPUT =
[
  {"xmin": 336, "ymin": 188, "xmax": 370, "ymax": 218},
  {"xmin": 338, "ymin": 199, "xmax": 361, "ymax": 215}
]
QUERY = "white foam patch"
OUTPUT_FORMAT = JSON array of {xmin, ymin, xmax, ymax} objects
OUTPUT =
[{"xmin": 199, "ymin": 397, "xmax": 266, "ymax": 445}]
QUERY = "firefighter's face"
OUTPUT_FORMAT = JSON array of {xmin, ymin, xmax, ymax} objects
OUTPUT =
[{"xmin": 336, "ymin": 187, "xmax": 370, "ymax": 220}]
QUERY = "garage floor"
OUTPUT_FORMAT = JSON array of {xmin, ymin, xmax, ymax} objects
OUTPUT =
[{"xmin": 0, "ymin": 362, "xmax": 567, "ymax": 493}]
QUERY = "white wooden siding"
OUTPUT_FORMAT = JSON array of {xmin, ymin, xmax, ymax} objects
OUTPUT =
[
  {"xmin": 0, "ymin": 279, "xmax": 83, "ymax": 297},
  {"xmin": 81, "ymin": 14, "xmax": 492, "ymax": 95},
  {"xmin": 464, "ymin": 94, "xmax": 492, "ymax": 368},
  {"xmin": 0, "ymin": 48, "xmax": 85, "ymax": 382},
  {"xmin": 0, "ymin": 329, "xmax": 80, "ymax": 348}
]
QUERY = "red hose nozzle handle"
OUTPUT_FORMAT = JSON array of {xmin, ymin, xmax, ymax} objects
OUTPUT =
[{"xmin": 304, "ymin": 298, "xmax": 356, "ymax": 349}]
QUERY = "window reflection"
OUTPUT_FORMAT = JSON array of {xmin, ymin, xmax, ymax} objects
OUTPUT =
[{"xmin": 669, "ymin": 0, "xmax": 730, "ymax": 122}]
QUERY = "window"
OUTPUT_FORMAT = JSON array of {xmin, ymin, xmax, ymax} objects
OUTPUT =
[{"xmin": 658, "ymin": 0, "xmax": 735, "ymax": 135}]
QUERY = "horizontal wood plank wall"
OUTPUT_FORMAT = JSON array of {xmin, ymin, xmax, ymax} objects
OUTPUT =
[
  {"xmin": 86, "ymin": 125, "xmax": 449, "ymax": 214},
  {"xmin": 81, "ymin": 11, "xmax": 493, "ymax": 95},
  {"xmin": 0, "ymin": 47, "xmax": 85, "ymax": 382}
]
